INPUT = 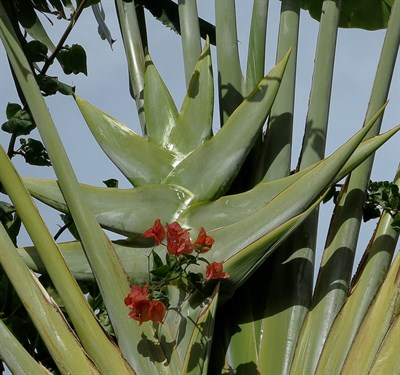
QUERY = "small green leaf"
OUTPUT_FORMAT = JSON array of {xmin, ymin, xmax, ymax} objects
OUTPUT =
[
  {"xmin": 166, "ymin": 253, "xmax": 178, "ymax": 269},
  {"xmin": 58, "ymin": 44, "xmax": 87, "ymax": 75},
  {"xmin": 362, "ymin": 204, "xmax": 381, "ymax": 222},
  {"xmin": 36, "ymin": 74, "xmax": 75, "ymax": 96},
  {"xmin": 23, "ymin": 40, "xmax": 48, "ymax": 62},
  {"xmin": 6, "ymin": 103, "xmax": 22, "ymax": 119},
  {"xmin": 2, "ymin": 106, "xmax": 35, "ymax": 136},
  {"xmin": 180, "ymin": 253, "xmax": 197, "ymax": 265},
  {"xmin": 150, "ymin": 289, "xmax": 169, "ymax": 303},
  {"xmin": 0, "ymin": 201, "xmax": 15, "ymax": 224},
  {"xmin": 0, "ymin": 202, "xmax": 21, "ymax": 246},
  {"xmin": 152, "ymin": 250, "xmax": 164, "ymax": 268},
  {"xmin": 150, "ymin": 264, "xmax": 171, "ymax": 277},
  {"xmin": 363, "ymin": 180, "xmax": 400, "ymax": 222}
]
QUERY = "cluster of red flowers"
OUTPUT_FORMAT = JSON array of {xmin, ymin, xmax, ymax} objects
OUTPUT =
[
  {"xmin": 124, "ymin": 219, "xmax": 229, "ymax": 324},
  {"xmin": 124, "ymin": 285, "xmax": 166, "ymax": 324},
  {"xmin": 143, "ymin": 219, "xmax": 215, "ymax": 256}
]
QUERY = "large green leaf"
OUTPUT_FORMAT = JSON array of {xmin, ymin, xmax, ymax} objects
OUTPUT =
[
  {"xmin": 367, "ymin": 315, "xmax": 400, "ymax": 374},
  {"xmin": 75, "ymin": 96, "xmax": 176, "ymax": 185},
  {"xmin": 145, "ymin": 39, "xmax": 213, "ymax": 156},
  {"xmin": 18, "ymin": 240, "xmax": 152, "ymax": 284},
  {"xmin": 315, "ymin": 206, "xmax": 399, "ymax": 374},
  {"xmin": 300, "ymin": 0, "xmax": 394, "ymax": 30},
  {"xmin": 24, "ymin": 121, "xmax": 399, "ymax": 242},
  {"xmin": 203, "ymin": 105, "xmax": 388, "ymax": 290},
  {"xmin": 168, "ymin": 38, "xmax": 214, "ymax": 156},
  {"xmin": 21, "ymin": 109, "xmax": 393, "ymax": 296},
  {"xmin": 335, "ymin": 250, "xmax": 400, "ymax": 374},
  {"xmin": 181, "ymin": 116, "xmax": 398, "ymax": 233},
  {"xmin": 164, "ymin": 50, "xmax": 291, "ymax": 201},
  {"xmin": 144, "ymin": 55, "xmax": 179, "ymax": 147},
  {"xmin": 23, "ymin": 179, "xmax": 193, "ymax": 236}
]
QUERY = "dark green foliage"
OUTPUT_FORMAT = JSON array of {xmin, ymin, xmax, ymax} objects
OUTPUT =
[
  {"xmin": 391, "ymin": 215, "xmax": 400, "ymax": 231},
  {"xmin": 17, "ymin": 138, "xmax": 51, "ymax": 166},
  {"xmin": 103, "ymin": 178, "xmax": 119, "ymax": 188},
  {"xmin": 0, "ymin": 202, "xmax": 14, "ymax": 223},
  {"xmin": 36, "ymin": 74, "xmax": 75, "ymax": 96},
  {"xmin": 136, "ymin": 0, "xmax": 216, "ymax": 45},
  {"xmin": 1, "ymin": 104, "xmax": 35, "ymax": 136},
  {"xmin": 57, "ymin": 44, "xmax": 87, "ymax": 75},
  {"xmin": 23, "ymin": 40, "xmax": 48, "ymax": 63},
  {"xmin": 323, "ymin": 184, "xmax": 340, "ymax": 204},
  {"xmin": 300, "ymin": 0, "xmax": 393, "ymax": 30},
  {"xmin": 80, "ymin": 282, "xmax": 114, "ymax": 335},
  {"xmin": 363, "ymin": 180, "xmax": 400, "ymax": 231},
  {"xmin": 0, "ymin": 202, "xmax": 21, "ymax": 246}
]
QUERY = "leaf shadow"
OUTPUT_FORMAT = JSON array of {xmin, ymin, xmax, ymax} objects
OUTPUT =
[{"xmin": 137, "ymin": 331, "xmax": 175, "ymax": 365}]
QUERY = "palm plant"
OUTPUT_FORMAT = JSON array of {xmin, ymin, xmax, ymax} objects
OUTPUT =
[{"xmin": 0, "ymin": 0, "xmax": 399, "ymax": 374}]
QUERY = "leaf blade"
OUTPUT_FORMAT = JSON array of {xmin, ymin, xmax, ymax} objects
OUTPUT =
[
  {"xmin": 165, "ymin": 50, "xmax": 291, "ymax": 201},
  {"xmin": 75, "ymin": 96, "xmax": 175, "ymax": 185}
]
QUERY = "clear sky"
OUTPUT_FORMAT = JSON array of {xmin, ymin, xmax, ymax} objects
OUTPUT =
[{"xmin": 1, "ymin": 0, "xmax": 399, "ymax": 276}]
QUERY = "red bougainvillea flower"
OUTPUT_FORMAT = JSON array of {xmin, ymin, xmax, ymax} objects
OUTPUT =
[
  {"xmin": 143, "ymin": 219, "xmax": 165, "ymax": 245},
  {"xmin": 124, "ymin": 285, "xmax": 166, "ymax": 324},
  {"xmin": 205, "ymin": 262, "xmax": 230, "ymax": 282},
  {"xmin": 193, "ymin": 227, "xmax": 215, "ymax": 253},
  {"xmin": 166, "ymin": 222, "xmax": 193, "ymax": 256}
]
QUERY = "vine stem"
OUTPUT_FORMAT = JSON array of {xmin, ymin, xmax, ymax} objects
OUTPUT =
[
  {"xmin": 53, "ymin": 221, "xmax": 72, "ymax": 241},
  {"xmin": 41, "ymin": 0, "xmax": 89, "ymax": 75},
  {"xmin": 6, "ymin": 132, "xmax": 17, "ymax": 158}
]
